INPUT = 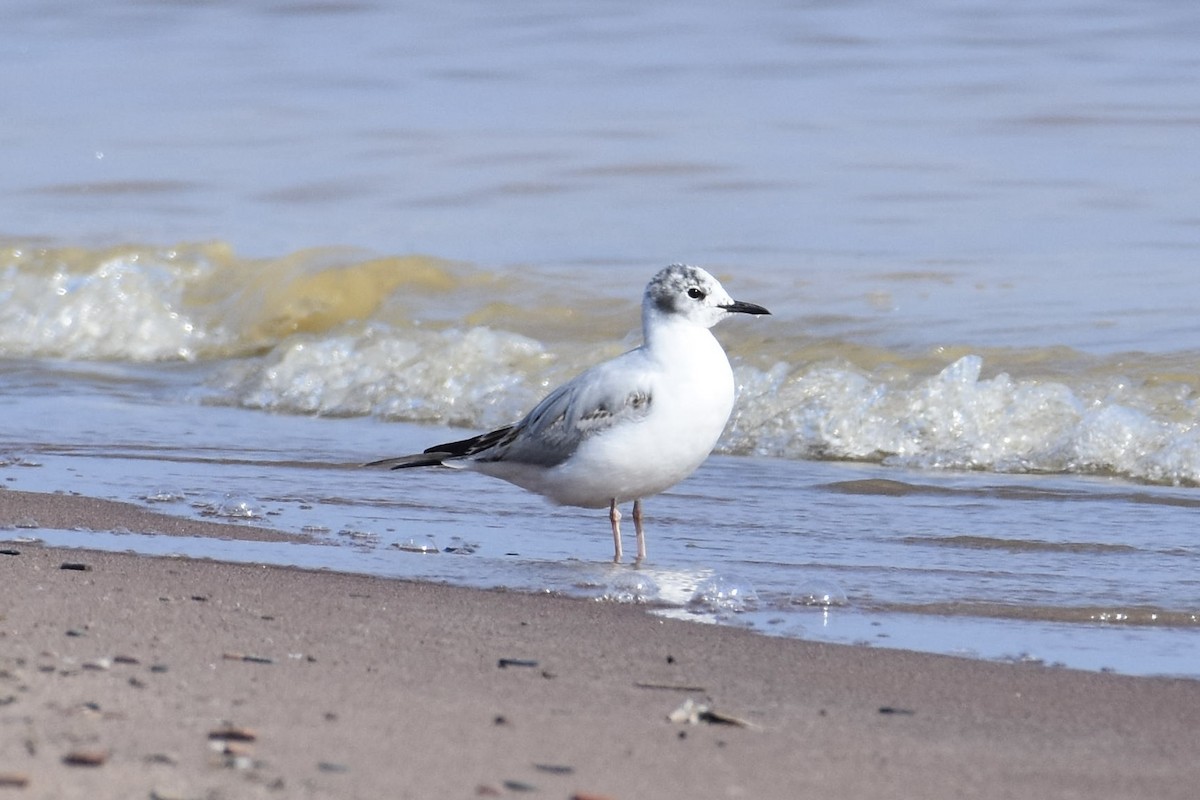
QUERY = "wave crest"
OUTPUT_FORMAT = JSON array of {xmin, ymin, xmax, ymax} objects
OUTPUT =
[{"xmin": 728, "ymin": 355, "xmax": 1200, "ymax": 484}]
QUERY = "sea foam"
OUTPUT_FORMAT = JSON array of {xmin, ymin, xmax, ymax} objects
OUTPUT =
[{"xmin": 728, "ymin": 355, "xmax": 1200, "ymax": 485}]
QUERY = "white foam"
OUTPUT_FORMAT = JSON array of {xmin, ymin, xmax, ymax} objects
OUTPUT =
[
  {"xmin": 0, "ymin": 252, "xmax": 224, "ymax": 361},
  {"xmin": 728, "ymin": 355, "xmax": 1200, "ymax": 485},
  {"xmin": 211, "ymin": 329, "xmax": 1200, "ymax": 486},
  {"xmin": 212, "ymin": 324, "xmax": 551, "ymax": 430}
]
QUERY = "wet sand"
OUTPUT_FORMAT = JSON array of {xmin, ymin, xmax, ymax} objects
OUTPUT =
[{"xmin": 2, "ymin": 488, "xmax": 1198, "ymax": 799}]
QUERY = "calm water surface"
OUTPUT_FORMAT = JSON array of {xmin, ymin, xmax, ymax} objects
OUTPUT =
[{"xmin": 2, "ymin": 0, "xmax": 1199, "ymax": 676}]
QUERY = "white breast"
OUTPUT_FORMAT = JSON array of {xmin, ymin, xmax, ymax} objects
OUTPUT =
[{"xmin": 532, "ymin": 325, "xmax": 735, "ymax": 508}]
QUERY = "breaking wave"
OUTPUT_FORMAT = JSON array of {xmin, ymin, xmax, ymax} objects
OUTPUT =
[
  {"xmin": 728, "ymin": 355, "xmax": 1200, "ymax": 485},
  {"xmin": 3, "ymin": 242, "xmax": 1198, "ymax": 485}
]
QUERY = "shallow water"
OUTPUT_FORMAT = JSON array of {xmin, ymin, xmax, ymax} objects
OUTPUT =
[
  {"xmin": 3, "ymin": 0, "xmax": 1200, "ymax": 676},
  {"xmin": 3, "ymin": 374, "xmax": 1199, "ymax": 677}
]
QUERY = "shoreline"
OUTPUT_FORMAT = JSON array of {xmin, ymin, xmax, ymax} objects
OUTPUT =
[{"xmin": 2, "ymin": 488, "xmax": 1200, "ymax": 798}]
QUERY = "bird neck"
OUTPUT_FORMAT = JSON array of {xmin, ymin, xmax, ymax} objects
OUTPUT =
[{"xmin": 641, "ymin": 307, "xmax": 720, "ymax": 362}]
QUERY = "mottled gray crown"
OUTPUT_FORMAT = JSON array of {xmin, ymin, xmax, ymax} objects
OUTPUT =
[{"xmin": 645, "ymin": 264, "xmax": 719, "ymax": 314}]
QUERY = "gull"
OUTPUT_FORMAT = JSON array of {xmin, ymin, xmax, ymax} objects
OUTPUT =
[{"xmin": 367, "ymin": 264, "xmax": 770, "ymax": 562}]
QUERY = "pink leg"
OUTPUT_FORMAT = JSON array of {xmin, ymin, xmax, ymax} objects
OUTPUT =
[
  {"xmin": 609, "ymin": 499, "xmax": 623, "ymax": 563},
  {"xmin": 633, "ymin": 498, "xmax": 646, "ymax": 563}
]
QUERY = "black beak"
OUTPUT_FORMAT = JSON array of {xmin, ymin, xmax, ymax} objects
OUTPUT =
[{"xmin": 720, "ymin": 299, "xmax": 771, "ymax": 316}]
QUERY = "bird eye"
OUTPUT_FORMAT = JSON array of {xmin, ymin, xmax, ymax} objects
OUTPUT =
[{"xmin": 687, "ymin": 287, "xmax": 705, "ymax": 300}]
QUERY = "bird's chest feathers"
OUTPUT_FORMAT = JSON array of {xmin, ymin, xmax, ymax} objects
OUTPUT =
[{"xmin": 643, "ymin": 330, "xmax": 735, "ymax": 434}]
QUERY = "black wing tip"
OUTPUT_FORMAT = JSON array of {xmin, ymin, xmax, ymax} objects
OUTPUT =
[
  {"xmin": 426, "ymin": 426, "xmax": 516, "ymax": 459},
  {"xmin": 362, "ymin": 454, "xmax": 447, "ymax": 470},
  {"xmin": 364, "ymin": 425, "xmax": 516, "ymax": 469}
]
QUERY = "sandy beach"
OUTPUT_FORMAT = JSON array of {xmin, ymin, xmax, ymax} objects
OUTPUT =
[{"xmin": 1, "ymin": 489, "xmax": 1198, "ymax": 799}]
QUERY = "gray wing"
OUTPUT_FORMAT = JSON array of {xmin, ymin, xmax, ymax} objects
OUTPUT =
[{"xmin": 475, "ymin": 356, "xmax": 654, "ymax": 467}]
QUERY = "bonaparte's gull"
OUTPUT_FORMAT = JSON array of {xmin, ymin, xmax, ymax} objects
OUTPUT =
[{"xmin": 367, "ymin": 264, "xmax": 770, "ymax": 562}]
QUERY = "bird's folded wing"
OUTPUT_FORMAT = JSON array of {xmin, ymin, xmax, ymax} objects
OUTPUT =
[
  {"xmin": 479, "ymin": 360, "xmax": 654, "ymax": 467},
  {"xmin": 365, "ymin": 357, "xmax": 654, "ymax": 470}
]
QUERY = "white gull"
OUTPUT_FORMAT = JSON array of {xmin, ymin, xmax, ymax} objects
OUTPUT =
[{"xmin": 367, "ymin": 264, "xmax": 770, "ymax": 562}]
